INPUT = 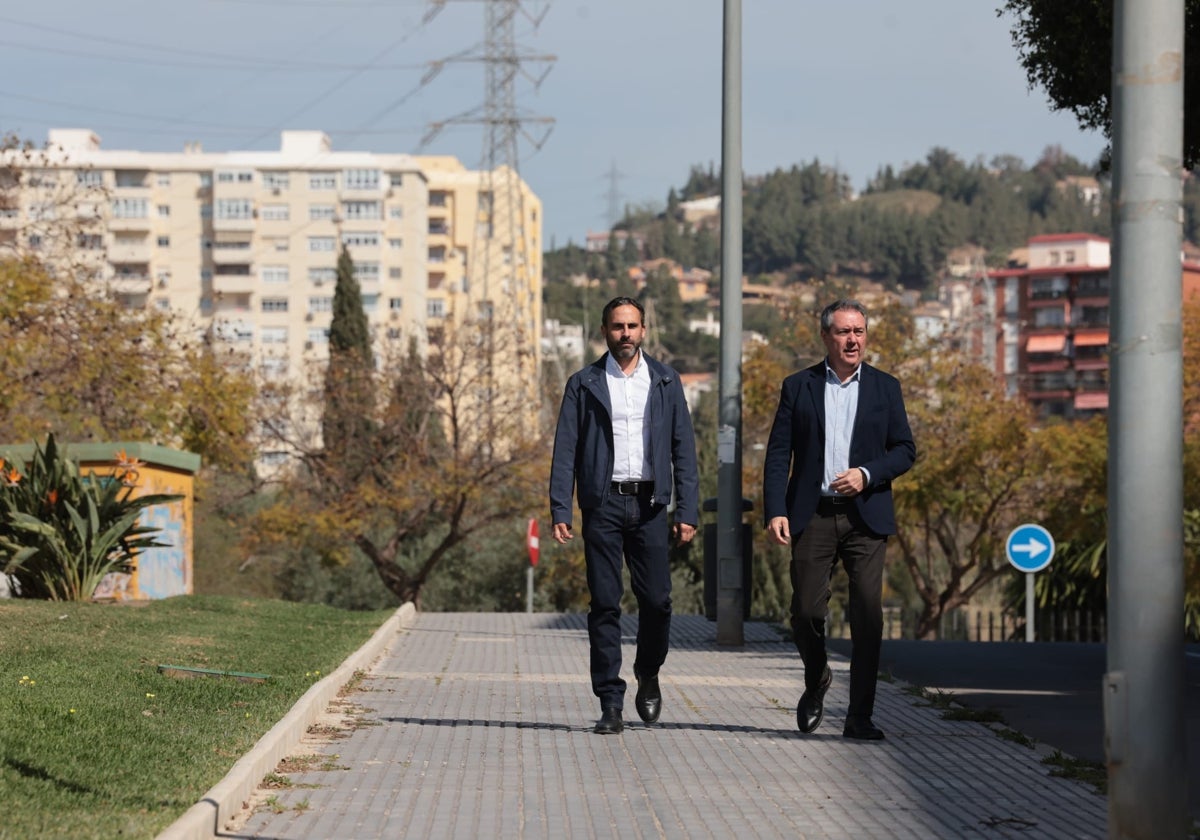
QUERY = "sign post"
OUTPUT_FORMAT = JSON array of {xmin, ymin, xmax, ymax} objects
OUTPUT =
[
  {"xmin": 526, "ymin": 518, "xmax": 539, "ymax": 614},
  {"xmin": 1005, "ymin": 523, "xmax": 1055, "ymax": 642}
]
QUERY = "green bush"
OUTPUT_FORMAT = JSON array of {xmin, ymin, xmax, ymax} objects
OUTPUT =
[{"xmin": 0, "ymin": 434, "xmax": 182, "ymax": 601}]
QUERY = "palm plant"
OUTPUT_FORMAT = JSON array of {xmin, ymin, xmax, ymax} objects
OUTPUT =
[{"xmin": 0, "ymin": 434, "xmax": 182, "ymax": 601}]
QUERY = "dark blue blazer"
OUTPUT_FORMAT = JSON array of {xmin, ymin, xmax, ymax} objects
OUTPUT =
[
  {"xmin": 550, "ymin": 353, "xmax": 700, "ymax": 528},
  {"xmin": 762, "ymin": 361, "xmax": 916, "ymax": 536}
]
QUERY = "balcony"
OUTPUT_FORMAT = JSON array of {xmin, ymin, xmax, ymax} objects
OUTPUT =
[
  {"xmin": 109, "ymin": 238, "xmax": 151, "ymax": 263},
  {"xmin": 109, "ymin": 273, "xmax": 151, "ymax": 295},
  {"xmin": 212, "ymin": 240, "xmax": 254, "ymax": 263},
  {"xmin": 109, "ymin": 214, "xmax": 151, "ymax": 232},
  {"xmin": 213, "ymin": 266, "xmax": 255, "ymax": 295}
]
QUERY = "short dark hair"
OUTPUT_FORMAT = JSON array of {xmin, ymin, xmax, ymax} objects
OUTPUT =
[
  {"xmin": 602, "ymin": 296, "xmax": 645, "ymax": 327},
  {"xmin": 819, "ymin": 299, "xmax": 868, "ymax": 332}
]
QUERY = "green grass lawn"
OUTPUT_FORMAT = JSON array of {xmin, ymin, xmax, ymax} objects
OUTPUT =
[{"xmin": 0, "ymin": 595, "xmax": 393, "ymax": 840}]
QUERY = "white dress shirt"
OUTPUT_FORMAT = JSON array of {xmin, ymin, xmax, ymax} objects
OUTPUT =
[{"xmin": 606, "ymin": 352, "xmax": 652, "ymax": 482}]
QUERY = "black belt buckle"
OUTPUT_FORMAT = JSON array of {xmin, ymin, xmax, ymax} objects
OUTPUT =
[{"xmin": 614, "ymin": 481, "xmax": 645, "ymax": 496}]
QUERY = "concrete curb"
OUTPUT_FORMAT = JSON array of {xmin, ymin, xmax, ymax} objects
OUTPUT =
[{"xmin": 156, "ymin": 601, "xmax": 417, "ymax": 840}]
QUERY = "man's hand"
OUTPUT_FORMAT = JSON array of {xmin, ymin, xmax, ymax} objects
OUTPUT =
[
  {"xmin": 829, "ymin": 467, "xmax": 865, "ymax": 497},
  {"xmin": 672, "ymin": 522, "xmax": 696, "ymax": 544},
  {"xmin": 552, "ymin": 522, "xmax": 573, "ymax": 545},
  {"xmin": 767, "ymin": 516, "xmax": 791, "ymax": 546}
]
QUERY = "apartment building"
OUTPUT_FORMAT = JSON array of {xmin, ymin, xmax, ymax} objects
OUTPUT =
[
  {"xmin": 984, "ymin": 233, "xmax": 1200, "ymax": 420},
  {"xmin": 1, "ymin": 129, "xmax": 544, "ymax": 460}
]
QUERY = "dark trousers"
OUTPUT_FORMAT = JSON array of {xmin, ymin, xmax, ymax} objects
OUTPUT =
[
  {"xmin": 790, "ymin": 504, "xmax": 887, "ymax": 719},
  {"xmin": 581, "ymin": 491, "xmax": 672, "ymax": 710}
]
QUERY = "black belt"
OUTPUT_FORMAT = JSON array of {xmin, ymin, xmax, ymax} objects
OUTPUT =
[
  {"xmin": 611, "ymin": 481, "xmax": 652, "ymax": 496},
  {"xmin": 816, "ymin": 495, "xmax": 852, "ymax": 514}
]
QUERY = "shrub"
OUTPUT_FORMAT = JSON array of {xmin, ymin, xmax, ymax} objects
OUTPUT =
[{"xmin": 0, "ymin": 434, "xmax": 182, "ymax": 601}]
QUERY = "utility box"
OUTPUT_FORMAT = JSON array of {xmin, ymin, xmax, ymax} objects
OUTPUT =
[
  {"xmin": 0, "ymin": 441, "xmax": 201, "ymax": 601},
  {"xmin": 702, "ymin": 497, "xmax": 753, "ymax": 621}
]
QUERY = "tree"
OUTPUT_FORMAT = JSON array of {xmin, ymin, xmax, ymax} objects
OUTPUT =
[
  {"xmin": 250, "ymin": 318, "xmax": 549, "ymax": 607},
  {"xmin": 892, "ymin": 351, "xmax": 1040, "ymax": 638},
  {"xmin": 1001, "ymin": 0, "xmax": 1200, "ymax": 168},
  {"xmin": 321, "ymin": 246, "xmax": 376, "ymax": 487}
]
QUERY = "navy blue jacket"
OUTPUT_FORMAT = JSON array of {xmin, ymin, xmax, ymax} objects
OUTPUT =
[
  {"xmin": 550, "ymin": 352, "xmax": 700, "ymax": 528},
  {"xmin": 762, "ymin": 361, "xmax": 916, "ymax": 536}
]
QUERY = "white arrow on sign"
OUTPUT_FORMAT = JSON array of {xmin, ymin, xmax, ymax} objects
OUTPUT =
[{"xmin": 1010, "ymin": 537, "xmax": 1048, "ymax": 559}]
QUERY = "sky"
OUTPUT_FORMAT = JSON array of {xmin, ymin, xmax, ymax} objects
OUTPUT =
[{"xmin": 0, "ymin": 0, "xmax": 1107, "ymax": 247}]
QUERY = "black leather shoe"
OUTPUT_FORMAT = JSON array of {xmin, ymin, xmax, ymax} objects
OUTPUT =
[
  {"xmin": 796, "ymin": 666, "xmax": 832, "ymax": 733},
  {"xmin": 842, "ymin": 716, "xmax": 885, "ymax": 741},
  {"xmin": 593, "ymin": 708, "xmax": 623, "ymax": 735},
  {"xmin": 635, "ymin": 673, "xmax": 662, "ymax": 723}
]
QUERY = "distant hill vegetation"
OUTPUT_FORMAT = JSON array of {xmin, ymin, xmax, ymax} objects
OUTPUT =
[{"xmin": 546, "ymin": 145, "xmax": 1139, "ymax": 293}]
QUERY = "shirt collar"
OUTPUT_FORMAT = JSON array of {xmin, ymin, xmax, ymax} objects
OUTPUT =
[
  {"xmin": 824, "ymin": 358, "xmax": 862, "ymax": 384},
  {"xmin": 607, "ymin": 350, "xmax": 645, "ymax": 378}
]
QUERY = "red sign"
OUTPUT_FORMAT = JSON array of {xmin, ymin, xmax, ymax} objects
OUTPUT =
[{"xmin": 527, "ymin": 517, "xmax": 539, "ymax": 567}]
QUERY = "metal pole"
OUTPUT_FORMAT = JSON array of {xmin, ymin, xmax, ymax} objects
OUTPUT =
[
  {"xmin": 1025, "ymin": 573, "xmax": 1035, "ymax": 643},
  {"xmin": 526, "ymin": 566, "xmax": 533, "ymax": 614},
  {"xmin": 1107, "ymin": 1, "xmax": 1186, "ymax": 835},
  {"xmin": 716, "ymin": 0, "xmax": 744, "ymax": 646}
]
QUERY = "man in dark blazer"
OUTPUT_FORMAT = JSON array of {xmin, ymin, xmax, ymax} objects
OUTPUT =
[
  {"xmin": 550, "ymin": 296, "xmax": 700, "ymax": 735},
  {"xmin": 763, "ymin": 299, "xmax": 916, "ymax": 740}
]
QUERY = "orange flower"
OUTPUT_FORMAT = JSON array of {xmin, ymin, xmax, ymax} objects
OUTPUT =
[
  {"xmin": 3, "ymin": 467, "xmax": 21, "ymax": 486},
  {"xmin": 114, "ymin": 449, "xmax": 146, "ymax": 471},
  {"xmin": 46, "ymin": 489, "xmax": 59, "ymax": 505}
]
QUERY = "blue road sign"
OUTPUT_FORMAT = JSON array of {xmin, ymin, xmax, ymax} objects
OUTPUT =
[{"xmin": 1006, "ymin": 523, "xmax": 1056, "ymax": 573}]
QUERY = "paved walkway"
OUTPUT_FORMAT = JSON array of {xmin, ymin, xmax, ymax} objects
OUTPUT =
[{"xmin": 218, "ymin": 612, "xmax": 1107, "ymax": 839}]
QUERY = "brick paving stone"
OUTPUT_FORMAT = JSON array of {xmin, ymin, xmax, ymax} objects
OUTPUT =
[{"xmin": 236, "ymin": 613, "xmax": 1108, "ymax": 840}]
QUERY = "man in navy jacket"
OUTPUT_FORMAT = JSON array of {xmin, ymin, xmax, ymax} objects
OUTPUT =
[
  {"xmin": 550, "ymin": 297, "xmax": 700, "ymax": 735},
  {"xmin": 763, "ymin": 299, "xmax": 916, "ymax": 740}
]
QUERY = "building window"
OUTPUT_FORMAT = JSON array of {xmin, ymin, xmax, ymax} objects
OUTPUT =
[
  {"xmin": 429, "ymin": 246, "xmax": 446, "ymax": 263},
  {"xmin": 430, "ymin": 191, "xmax": 448, "ymax": 207},
  {"xmin": 1032, "ymin": 307, "xmax": 1066, "ymax": 328},
  {"xmin": 342, "ymin": 232, "xmax": 379, "ymax": 248},
  {"xmin": 389, "ymin": 172, "xmax": 404, "ymax": 187},
  {"xmin": 157, "ymin": 205, "xmax": 170, "ymax": 217},
  {"xmin": 362, "ymin": 294, "xmax": 380, "ymax": 313},
  {"xmin": 76, "ymin": 170, "xmax": 103, "ymax": 187},
  {"xmin": 309, "ymin": 236, "xmax": 336, "ymax": 252},
  {"xmin": 428, "ymin": 298, "xmax": 446, "ymax": 318},
  {"xmin": 112, "ymin": 198, "xmax": 148, "ymax": 218},
  {"xmin": 309, "ymin": 172, "xmax": 337, "ymax": 190},
  {"xmin": 308, "ymin": 267, "xmax": 336, "ymax": 283},
  {"xmin": 259, "ymin": 204, "xmax": 288, "ymax": 221},
  {"xmin": 263, "ymin": 172, "xmax": 290, "ymax": 190},
  {"xmin": 310, "ymin": 204, "xmax": 336, "ymax": 221},
  {"xmin": 114, "ymin": 170, "xmax": 146, "ymax": 188},
  {"xmin": 261, "ymin": 265, "xmax": 289, "ymax": 283},
  {"xmin": 388, "ymin": 267, "xmax": 402, "ymax": 279},
  {"xmin": 388, "ymin": 238, "xmax": 403, "ymax": 249},
  {"xmin": 200, "ymin": 204, "xmax": 213, "ymax": 218},
  {"xmin": 343, "ymin": 200, "xmax": 380, "ymax": 220},
  {"xmin": 199, "ymin": 173, "xmax": 212, "ymax": 188},
  {"xmin": 156, "ymin": 173, "xmax": 171, "ymax": 187},
  {"xmin": 157, "ymin": 236, "xmax": 170, "ymax": 247},
  {"xmin": 389, "ymin": 297, "xmax": 403, "ymax": 311},
  {"xmin": 261, "ymin": 326, "xmax": 288, "ymax": 344},
  {"xmin": 307, "ymin": 327, "xmax": 329, "ymax": 344},
  {"xmin": 77, "ymin": 233, "xmax": 103, "ymax": 250},
  {"xmin": 343, "ymin": 169, "xmax": 380, "ymax": 190},
  {"xmin": 216, "ymin": 171, "xmax": 253, "ymax": 183},
  {"xmin": 354, "ymin": 262, "xmax": 380, "ymax": 281},
  {"xmin": 261, "ymin": 298, "xmax": 289, "ymax": 313},
  {"xmin": 388, "ymin": 206, "xmax": 404, "ymax": 220},
  {"xmin": 215, "ymin": 198, "xmax": 253, "ymax": 220},
  {"xmin": 308, "ymin": 296, "xmax": 333, "ymax": 313}
]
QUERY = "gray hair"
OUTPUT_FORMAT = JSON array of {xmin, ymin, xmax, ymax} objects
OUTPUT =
[{"xmin": 819, "ymin": 299, "xmax": 868, "ymax": 332}]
